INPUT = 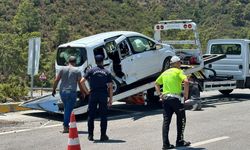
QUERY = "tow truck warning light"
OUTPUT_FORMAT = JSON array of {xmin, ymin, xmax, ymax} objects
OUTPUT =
[{"xmin": 155, "ymin": 23, "xmax": 194, "ymax": 30}]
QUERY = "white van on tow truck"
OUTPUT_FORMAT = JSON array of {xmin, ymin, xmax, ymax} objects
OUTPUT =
[
  {"xmin": 21, "ymin": 31, "xmax": 175, "ymax": 114},
  {"xmin": 56, "ymin": 31, "xmax": 175, "ymax": 94}
]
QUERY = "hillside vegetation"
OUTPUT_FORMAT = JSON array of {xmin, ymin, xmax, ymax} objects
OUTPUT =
[{"xmin": 1, "ymin": 0, "xmax": 250, "ymax": 102}]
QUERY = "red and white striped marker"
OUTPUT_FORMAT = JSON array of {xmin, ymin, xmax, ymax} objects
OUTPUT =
[{"xmin": 68, "ymin": 112, "xmax": 81, "ymax": 150}]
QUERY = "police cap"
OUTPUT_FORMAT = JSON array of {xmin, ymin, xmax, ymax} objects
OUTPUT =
[{"xmin": 95, "ymin": 55, "xmax": 104, "ymax": 63}]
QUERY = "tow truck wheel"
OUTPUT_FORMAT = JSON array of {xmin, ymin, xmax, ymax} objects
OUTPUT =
[
  {"xmin": 112, "ymin": 78, "xmax": 120, "ymax": 95},
  {"xmin": 219, "ymin": 89, "xmax": 233, "ymax": 95},
  {"xmin": 162, "ymin": 58, "xmax": 170, "ymax": 72}
]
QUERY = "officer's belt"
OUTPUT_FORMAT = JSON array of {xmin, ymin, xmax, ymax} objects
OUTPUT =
[{"xmin": 162, "ymin": 94, "xmax": 182, "ymax": 100}]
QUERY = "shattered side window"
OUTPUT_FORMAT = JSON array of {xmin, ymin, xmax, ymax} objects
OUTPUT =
[
  {"xmin": 104, "ymin": 41, "xmax": 116, "ymax": 54},
  {"xmin": 57, "ymin": 47, "xmax": 87, "ymax": 66}
]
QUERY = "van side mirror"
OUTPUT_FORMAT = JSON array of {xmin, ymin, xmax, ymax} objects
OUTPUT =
[{"xmin": 155, "ymin": 43, "xmax": 163, "ymax": 50}]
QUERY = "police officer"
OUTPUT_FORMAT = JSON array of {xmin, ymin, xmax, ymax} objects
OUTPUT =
[
  {"xmin": 155, "ymin": 56, "xmax": 191, "ymax": 149},
  {"xmin": 80, "ymin": 55, "xmax": 113, "ymax": 141}
]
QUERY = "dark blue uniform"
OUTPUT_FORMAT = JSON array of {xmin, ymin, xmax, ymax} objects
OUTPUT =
[{"xmin": 84, "ymin": 65, "xmax": 112, "ymax": 137}]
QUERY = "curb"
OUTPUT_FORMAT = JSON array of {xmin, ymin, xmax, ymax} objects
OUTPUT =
[{"xmin": 0, "ymin": 102, "xmax": 31, "ymax": 113}]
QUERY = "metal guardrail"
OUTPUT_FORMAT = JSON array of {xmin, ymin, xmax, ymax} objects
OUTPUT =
[
  {"xmin": 28, "ymin": 87, "xmax": 53, "ymax": 98},
  {"xmin": 31, "ymin": 87, "xmax": 53, "ymax": 91}
]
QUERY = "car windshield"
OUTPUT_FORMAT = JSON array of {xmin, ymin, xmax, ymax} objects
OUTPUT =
[
  {"xmin": 56, "ymin": 47, "xmax": 87, "ymax": 66},
  {"xmin": 211, "ymin": 44, "xmax": 241, "ymax": 55}
]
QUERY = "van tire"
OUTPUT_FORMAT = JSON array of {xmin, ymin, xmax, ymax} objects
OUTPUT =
[
  {"xmin": 219, "ymin": 89, "xmax": 233, "ymax": 95},
  {"xmin": 112, "ymin": 78, "xmax": 120, "ymax": 95},
  {"xmin": 162, "ymin": 58, "xmax": 170, "ymax": 72}
]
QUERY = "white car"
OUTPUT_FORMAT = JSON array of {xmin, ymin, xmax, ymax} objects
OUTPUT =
[{"xmin": 56, "ymin": 31, "xmax": 175, "ymax": 94}]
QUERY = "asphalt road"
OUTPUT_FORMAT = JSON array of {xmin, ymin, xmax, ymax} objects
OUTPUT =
[{"xmin": 0, "ymin": 89, "xmax": 250, "ymax": 150}]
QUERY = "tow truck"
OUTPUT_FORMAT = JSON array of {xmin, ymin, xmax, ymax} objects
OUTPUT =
[
  {"xmin": 21, "ymin": 20, "xmax": 239, "ymax": 114},
  {"xmin": 153, "ymin": 20, "xmax": 238, "ymax": 109}
]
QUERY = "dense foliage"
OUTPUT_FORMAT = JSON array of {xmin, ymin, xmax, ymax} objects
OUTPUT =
[{"xmin": 1, "ymin": 0, "xmax": 250, "ymax": 102}]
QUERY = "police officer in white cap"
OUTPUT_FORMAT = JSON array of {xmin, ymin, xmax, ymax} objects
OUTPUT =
[{"xmin": 155, "ymin": 56, "xmax": 191, "ymax": 149}]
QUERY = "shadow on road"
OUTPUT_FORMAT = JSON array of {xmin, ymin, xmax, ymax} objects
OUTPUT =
[
  {"xmin": 201, "ymin": 92, "xmax": 250, "ymax": 109},
  {"xmin": 22, "ymin": 92, "xmax": 250, "ymax": 122},
  {"xmin": 77, "ymin": 131, "xmax": 88, "ymax": 134},
  {"xmin": 22, "ymin": 102, "xmax": 163, "ymax": 123},
  {"xmin": 107, "ymin": 103, "xmax": 162, "ymax": 121},
  {"xmin": 24, "ymin": 111, "xmax": 64, "ymax": 121},
  {"xmin": 185, "ymin": 147, "xmax": 206, "ymax": 150},
  {"xmin": 93, "ymin": 139, "xmax": 126, "ymax": 143}
]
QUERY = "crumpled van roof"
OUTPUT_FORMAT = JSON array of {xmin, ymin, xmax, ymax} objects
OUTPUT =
[{"xmin": 59, "ymin": 31, "xmax": 144, "ymax": 48}]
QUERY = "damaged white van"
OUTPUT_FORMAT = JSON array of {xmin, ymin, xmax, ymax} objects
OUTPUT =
[{"xmin": 56, "ymin": 31, "xmax": 175, "ymax": 94}]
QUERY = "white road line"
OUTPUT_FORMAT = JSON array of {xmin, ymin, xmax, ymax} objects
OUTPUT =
[
  {"xmin": 0, "ymin": 124, "xmax": 61, "ymax": 135},
  {"xmin": 191, "ymin": 136, "xmax": 230, "ymax": 147},
  {"xmin": 39, "ymin": 120, "xmax": 51, "ymax": 128},
  {"xmin": 172, "ymin": 136, "xmax": 230, "ymax": 150}
]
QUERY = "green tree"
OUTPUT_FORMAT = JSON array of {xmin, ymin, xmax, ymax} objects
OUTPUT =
[
  {"xmin": 54, "ymin": 17, "xmax": 70, "ymax": 46},
  {"xmin": 230, "ymin": 1, "xmax": 245, "ymax": 26},
  {"xmin": 12, "ymin": 0, "xmax": 40, "ymax": 34}
]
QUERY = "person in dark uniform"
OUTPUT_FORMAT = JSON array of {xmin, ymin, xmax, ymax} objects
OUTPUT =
[
  {"xmin": 155, "ymin": 56, "xmax": 191, "ymax": 149},
  {"xmin": 80, "ymin": 55, "xmax": 113, "ymax": 141}
]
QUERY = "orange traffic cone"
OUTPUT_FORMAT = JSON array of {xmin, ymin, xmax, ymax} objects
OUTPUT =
[{"xmin": 67, "ymin": 112, "xmax": 81, "ymax": 150}]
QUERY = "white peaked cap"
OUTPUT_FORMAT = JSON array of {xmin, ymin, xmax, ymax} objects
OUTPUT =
[{"xmin": 170, "ymin": 56, "xmax": 181, "ymax": 64}]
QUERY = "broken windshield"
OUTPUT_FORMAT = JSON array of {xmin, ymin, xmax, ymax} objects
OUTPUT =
[{"xmin": 56, "ymin": 47, "xmax": 87, "ymax": 66}]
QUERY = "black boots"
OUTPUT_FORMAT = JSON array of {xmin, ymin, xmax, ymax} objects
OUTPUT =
[
  {"xmin": 88, "ymin": 134, "xmax": 94, "ymax": 141},
  {"xmin": 176, "ymin": 140, "xmax": 191, "ymax": 147},
  {"xmin": 162, "ymin": 144, "xmax": 175, "ymax": 149},
  {"xmin": 88, "ymin": 134, "xmax": 109, "ymax": 141},
  {"xmin": 100, "ymin": 134, "xmax": 109, "ymax": 141}
]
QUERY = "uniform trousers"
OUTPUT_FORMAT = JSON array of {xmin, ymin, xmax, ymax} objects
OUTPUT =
[
  {"xmin": 88, "ymin": 93, "xmax": 108, "ymax": 136},
  {"xmin": 162, "ymin": 96, "xmax": 186, "ymax": 147}
]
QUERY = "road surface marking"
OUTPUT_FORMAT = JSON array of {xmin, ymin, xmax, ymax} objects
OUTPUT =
[
  {"xmin": 0, "ymin": 124, "xmax": 61, "ymax": 135},
  {"xmin": 172, "ymin": 136, "xmax": 230, "ymax": 150},
  {"xmin": 192, "ymin": 136, "xmax": 230, "ymax": 147},
  {"xmin": 39, "ymin": 120, "xmax": 51, "ymax": 128}
]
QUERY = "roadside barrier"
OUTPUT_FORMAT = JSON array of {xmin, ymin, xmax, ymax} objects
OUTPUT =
[{"xmin": 67, "ymin": 112, "xmax": 81, "ymax": 150}]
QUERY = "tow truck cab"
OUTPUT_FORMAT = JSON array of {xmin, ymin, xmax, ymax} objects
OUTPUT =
[{"xmin": 205, "ymin": 39, "xmax": 250, "ymax": 89}]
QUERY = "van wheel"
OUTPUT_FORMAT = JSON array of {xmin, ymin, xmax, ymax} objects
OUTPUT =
[
  {"xmin": 112, "ymin": 78, "xmax": 120, "ymax": 95},
  {"xmin": 162, "ymin": 58, "xmax": 170, "ymax": 72},
  {"xmin": 219, "ymin": 89, "xmax": 233, "ymax": 95}
]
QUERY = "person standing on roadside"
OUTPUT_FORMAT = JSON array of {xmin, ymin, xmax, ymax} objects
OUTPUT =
[
  {"xmin": 52, "ymin": 56, "xmax": 86, "ymax": 133},
  {"xmin": 155, "ymin": 56, "xmax": 191, "ymax": 149},
  {"xmin": 80, "ymin": 55, "xmax": 113, "ymax": 141}
]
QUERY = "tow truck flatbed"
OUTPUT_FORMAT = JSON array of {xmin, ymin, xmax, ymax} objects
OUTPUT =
[{"xmin": 20, "ymin": 77, "xmax": 157, "ymax": 115}]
